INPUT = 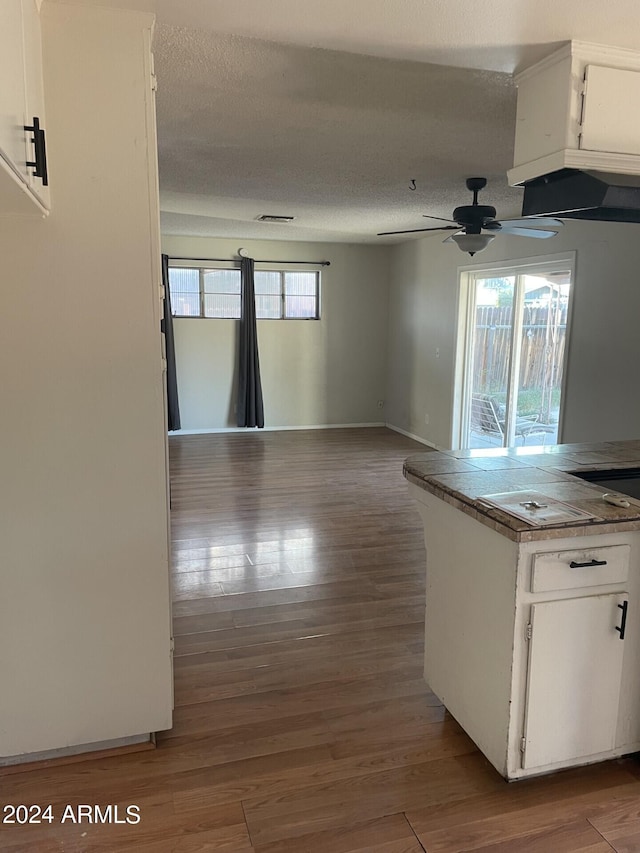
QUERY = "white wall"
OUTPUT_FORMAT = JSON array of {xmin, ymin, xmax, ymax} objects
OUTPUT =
[
  {"xmin": 0, "ymin": 4, "xmax": 172, "ymax": 758},
  {"xmin": 386, "ymin": 218, "xmax": 640, "ymax": 448},
  {"xmin": 161, "ymin": 236, "xmax": 391, "ymax": 430}
]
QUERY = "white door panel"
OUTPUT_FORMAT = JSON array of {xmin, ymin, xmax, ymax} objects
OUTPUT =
[{"xmin": 523, "ymin": 594, "xmax": 626, "ymax": 769}]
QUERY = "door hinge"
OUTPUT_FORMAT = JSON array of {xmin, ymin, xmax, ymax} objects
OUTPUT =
[
  {"xmin": 525, "ymin": 623, "xmax": 533, "ymax": 640},
  {"xmin": 151, "ymin": 73, "xmax": 158, "ymax": 92},
  {"xmin": 579, "ymin": 90, "xmax": 586, "ymax": 129},
  {"xmin": 161, "ymin": 356, "xmax": 168, "ymax": 372},
  {"xmin": 578, "ymin": 69, "xmax": 588, "ymax": 136},
  {"xmin": 170, "ymin": 637, "xmax": 175, "ymax": 656},
  {"xmin": 520, "ymin": 736, "xmax": 526, "ymax": 754}
]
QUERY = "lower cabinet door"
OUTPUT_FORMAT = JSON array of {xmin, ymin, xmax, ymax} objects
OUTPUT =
[{"xmin": 522, "ymin": 593, "xmax": 627, "ymax": 770}]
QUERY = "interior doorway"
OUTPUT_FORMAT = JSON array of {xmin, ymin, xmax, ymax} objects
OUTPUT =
[{"xmin": 456, "ymin": 255, "xmax": 574, "ymax": 450}]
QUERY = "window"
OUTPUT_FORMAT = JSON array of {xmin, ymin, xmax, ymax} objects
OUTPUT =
[{"xmin": 168, "ymin": 266, "xmax": 320, "ymax": 320}]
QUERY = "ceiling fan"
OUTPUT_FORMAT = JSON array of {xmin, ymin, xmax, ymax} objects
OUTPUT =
[{"xmin": 378, "ymin": 177, "xmax": 563, "ymax": 255}]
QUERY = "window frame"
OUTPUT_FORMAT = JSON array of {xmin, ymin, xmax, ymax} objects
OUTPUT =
[{"xmin": 168, "ymin": 263, "xmax": 321, "ymax": 321}]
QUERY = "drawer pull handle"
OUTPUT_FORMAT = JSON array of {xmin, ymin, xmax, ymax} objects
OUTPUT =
[
  {"xmin": 24, "ymin": 116, "xmax": 48, "ymax": 186},
  {"xmin": 569, "ymin": 558, "xmax": 607, "ymax": 568},
  {"xmin": 616, "ymin": 601, "xmax": 628, "ymax": 640}
]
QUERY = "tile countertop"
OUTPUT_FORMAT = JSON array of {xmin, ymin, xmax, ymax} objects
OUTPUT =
[{"xmin": 404, "ymin": 440, "xmax": 640, "ymax": 542}]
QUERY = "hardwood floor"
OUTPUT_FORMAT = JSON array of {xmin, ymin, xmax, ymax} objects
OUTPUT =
[{"xmin": 2, "ymin": 427, "xmax": 640, "ymax": 852}]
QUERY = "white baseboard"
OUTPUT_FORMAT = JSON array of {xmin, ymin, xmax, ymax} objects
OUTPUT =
[
  {"xmin": 170, "ymin": 422, "xmax": 386, "ymax": 436},
  {"xmin": 0, "ymin": 733, "xmax": 152, "ymax": 767},
  {"xmin": 385, "ymin": 423, "xmax": 444, "ymax": 450}
]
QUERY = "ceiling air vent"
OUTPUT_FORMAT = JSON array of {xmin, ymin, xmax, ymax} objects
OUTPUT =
[{"xmin": 256, "ymin": 214, "xmax": 295, "ymax": 223}]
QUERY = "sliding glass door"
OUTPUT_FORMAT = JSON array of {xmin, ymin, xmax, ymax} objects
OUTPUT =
[{"xmin": 459, "ymin": 259, "xmax": 573, "ymax": 449}]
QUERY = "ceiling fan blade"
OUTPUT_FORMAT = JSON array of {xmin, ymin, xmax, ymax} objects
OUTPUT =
[
  {"xmin": 442, "ymin": 232, "xmax": 464, "ymax": 243},
  {"xmin": 422, "ymin": 214, "xmax": 459, "ymax": 223},
  {"xmin": 377, "ymin": 225, "xmax": 460, "ymax": 236},
  {"xmin": 494, "ymin": 226, "xmax": 560, "ymax": 239},
  {"xmin": 491, "ymin": 217, "xmax": 564, "ymax": 229}
]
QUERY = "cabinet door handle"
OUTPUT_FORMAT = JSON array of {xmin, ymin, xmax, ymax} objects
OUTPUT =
[
  {"xmin": 616, "ymin": 601, "xmax": 628, "ymax": 640},
  {"xmin": 569, "ymin": 558, "xmax": 607, "ymax": 568},
  {"xmin": 24, "ymin": 116, "xmax": 49, "ymax": 186}
]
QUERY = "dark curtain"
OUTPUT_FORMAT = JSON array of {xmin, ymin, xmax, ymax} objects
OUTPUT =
[
  {"xmin": 237, "ymin": 256, "xmax": 264, "ymax": 428},
  {"xmin": 161, "ymin": 254, "xmax": 181, "ymax": 431}
]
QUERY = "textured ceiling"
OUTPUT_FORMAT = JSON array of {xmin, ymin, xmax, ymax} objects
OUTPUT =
[
  {"xmin": 50, "ymin": 0, "xmax": 640, "ymax": 243},
  {"xmin": 155, "ymin": 28, "xmax": 517, "ymax": 243}
]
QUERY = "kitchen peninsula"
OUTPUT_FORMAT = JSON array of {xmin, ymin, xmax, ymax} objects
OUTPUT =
[{"xmin": 405, "ymin": 440, "xmax": 640, "ymax": 780}]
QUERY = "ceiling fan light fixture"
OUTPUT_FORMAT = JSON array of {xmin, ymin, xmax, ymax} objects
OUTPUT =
[{"xmin": 451, "ymin": 232, "xmax": 495, "ymax": 256}]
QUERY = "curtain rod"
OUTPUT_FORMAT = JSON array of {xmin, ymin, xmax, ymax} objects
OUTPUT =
[{"xmin": 168, "ymin": 255, "xmax": 330, "ymax": 267}]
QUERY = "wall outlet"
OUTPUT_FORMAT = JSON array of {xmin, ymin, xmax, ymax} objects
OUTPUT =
[
  {"xmin": 424, "ymin": 413, "xmax": 430, "ymax": 424},
  {"xmin": 377, "ymin": 400, "xmax": 384, "ymax": 409}
]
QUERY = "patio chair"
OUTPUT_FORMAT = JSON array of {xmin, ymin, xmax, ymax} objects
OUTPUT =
[{"xmin": 470, "ymin": 394, "xmax": 544, "ymax": 445}]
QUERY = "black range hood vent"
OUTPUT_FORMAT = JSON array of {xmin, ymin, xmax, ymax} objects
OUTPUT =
[{"xmin": 522, "ymin": 169, "xmax": 640, "ymax": 223}]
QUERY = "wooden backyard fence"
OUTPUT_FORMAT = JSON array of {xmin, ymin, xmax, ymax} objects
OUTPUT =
[{"xmin": 473, "ymin": 303, "xmax": 567, "ymax": 419}]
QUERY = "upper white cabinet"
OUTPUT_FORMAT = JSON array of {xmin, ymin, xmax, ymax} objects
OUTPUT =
[
  {"xmin": 0, "ymin": 0, "xmax": 50, "ymax": 215},
  {"xmin": 508, "ymin": 41, "xmax": 640, "ymax": 187},
  {"xmin": 580, "ymin": 65, "xmax": 640, "ymax": 156},
  {"xmin": 0, "ymin": 0, "xmax": 28, "ymax": 181}
]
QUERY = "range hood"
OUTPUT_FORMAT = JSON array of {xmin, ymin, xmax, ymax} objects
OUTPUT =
[{"xmin": 522, "ymin": 169, "xmax": 640, "ymax": 222}]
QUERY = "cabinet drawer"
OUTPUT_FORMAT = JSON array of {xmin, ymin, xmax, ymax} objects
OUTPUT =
[{"xmin": 531, "ymin": 545, "xmax": 630, "ymax": 593}]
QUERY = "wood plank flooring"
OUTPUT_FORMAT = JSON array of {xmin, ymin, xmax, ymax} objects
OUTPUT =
[{"xmin": 2, "ymin": 427, "xmax": 640, "ymax": 851}]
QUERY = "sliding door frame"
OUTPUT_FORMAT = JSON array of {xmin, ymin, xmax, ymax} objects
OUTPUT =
[{"xmin": 451, "ymin": 251, "xmax": 577, "ymax": 450}]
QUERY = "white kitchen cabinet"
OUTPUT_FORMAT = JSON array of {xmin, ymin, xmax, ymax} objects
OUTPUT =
[
  {"xmin": 522, "ymin": 593, "xmax": 627, "ymax": 770},
  {"xmin": 409, "ymin": 483, "xmax": 640, "ymax": 780},
  {"xmin": 508, "ymin": 41, "xmax": 640, "ymax": 187},
  {"xmin": 21, "ymin": 0, "xmax": 50, "ymax": 209},
  {"xmin": 0, "ymin": 0, "xmax": 27, "ymax": 180},
  {"xmin": 0, "ymin": 4, "xmax": 172, "ymax": 763},
  {"xmin": 0, "ymin": 0, "xmax": 50, "ymax": 215}
]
